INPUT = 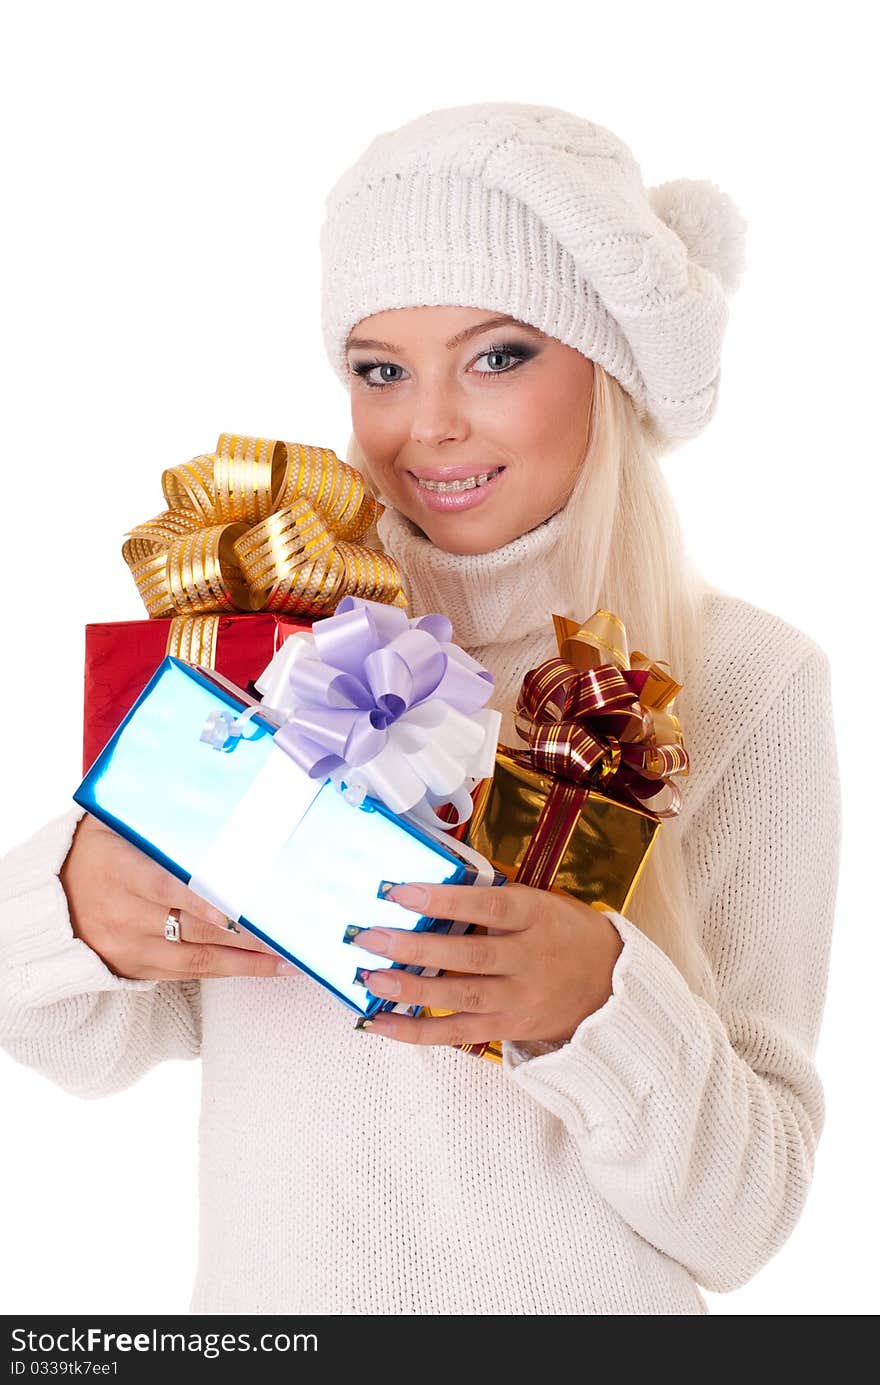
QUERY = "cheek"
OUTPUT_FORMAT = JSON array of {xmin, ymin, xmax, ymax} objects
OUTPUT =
[
  {"xmin": 503, "ymin": 375, "xmax": 587, "ymax": 484},
  {"xmin": 350, "ymin": 396, "xmax": 406, "ymax": 466}
]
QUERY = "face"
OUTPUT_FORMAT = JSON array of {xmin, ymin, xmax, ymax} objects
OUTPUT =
[{"xmin": 345, "ymin": 305, "xmax": 594, "ymax": 554}]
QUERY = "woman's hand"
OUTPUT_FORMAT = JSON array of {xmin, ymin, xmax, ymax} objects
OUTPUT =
[
  {"xmin": 59, "ymin": 812, "xmax": 299, "ymax": 982},
  {"xmin": 348, "ymin": 880, "xmax": 624, "ymax": 1047}
]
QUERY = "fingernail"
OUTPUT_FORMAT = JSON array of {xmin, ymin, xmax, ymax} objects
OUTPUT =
[
  {"xmin": 377, "ymin": 880, "xmax": 400, "ymax": 899},
  {"xmin": 276, "ymin": 959, "xmax": 298, "ymax": 974},
  {"xmin": 353, "ymin": 967, "xmax": 371, "ymax": 987},
  {"xmin": 342, "ymin": 924, "xmax": 367, "ymax": 945},
  {"xmin": 371, "ymin": 968, "xmax": 401, "ymax": 996},
  {"xmin": 354, "ymin": 1017, "xmax": 374, "ymax": 1031},
  {"xmin": 386, "ymin": 884, "xmax": 428, "ymax": 909},
  {"xmin": 224, "ymin": 915, "xmax": 241, "ymax": 933}
]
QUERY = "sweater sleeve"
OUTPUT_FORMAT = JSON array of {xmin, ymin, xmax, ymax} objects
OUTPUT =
[
  {"xmin": 0, "ymin": 804, "xmax": 202, "ymax": 1099},
  {"xmin": 501, "ymin": 648, "xmax": 841, "ymax": 1294}
]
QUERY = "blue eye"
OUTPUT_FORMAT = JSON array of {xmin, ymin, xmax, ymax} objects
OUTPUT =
[
  {"xmin": 350, "ymin": 361, "xmax": 405, "ymax": 388},
  {"xmin": 349, "ymin": 341, "xmax": 535, "ymax": 391}
]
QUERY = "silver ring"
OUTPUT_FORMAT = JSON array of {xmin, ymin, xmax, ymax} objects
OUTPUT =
[{"xmin": 164, "ymin": 907, "xmax": 182, "ymax": 942}]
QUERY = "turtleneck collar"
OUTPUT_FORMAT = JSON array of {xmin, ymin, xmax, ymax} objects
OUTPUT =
[{"xmin": 375, "ymin": 500, "xmax": 569, "ymax": 652}]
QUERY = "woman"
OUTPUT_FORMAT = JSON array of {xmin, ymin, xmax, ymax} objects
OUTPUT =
[{"xmin": 0, "ymin": 102, "xmax": 841, "ymax": 1315}]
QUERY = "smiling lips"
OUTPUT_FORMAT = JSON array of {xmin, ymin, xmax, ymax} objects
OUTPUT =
[{"xmin": 405, "ymin": 465, "xmax": 507, "ymax": 512}]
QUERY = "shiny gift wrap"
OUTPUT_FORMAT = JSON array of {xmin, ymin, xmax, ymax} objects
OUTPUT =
[
  {"xmin": 82, "ymin": 612, "xmax": 310, "ymax": 775},
  {"xmin": 73, "ymin": 654, "xmax": 503, "ymax": 1023},
  {"xmin": 467, "ymin": 752, "xmax": 662, "ymax": 911},
  {"xmin": 424, "ymin": 608, "xmax": 691, "ymax": 1062},
  {"xmin": 84, "ymin": 432, "xmax": 407, "ymax": 774}
]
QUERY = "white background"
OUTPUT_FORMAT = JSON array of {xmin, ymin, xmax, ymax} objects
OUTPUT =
[{"xmin": 1, "ymin": 0, "xmax": 876, "ymax": 1317}]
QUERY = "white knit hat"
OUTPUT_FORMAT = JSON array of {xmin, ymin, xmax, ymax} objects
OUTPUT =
[{"xmin": 320, "ymin": 101, "xmax": 748, "ymax": 445}]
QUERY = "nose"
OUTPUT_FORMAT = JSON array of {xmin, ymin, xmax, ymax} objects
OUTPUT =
[{"xmin": 408, "ymin": 380, "xmax": 469, "ymax": 448}]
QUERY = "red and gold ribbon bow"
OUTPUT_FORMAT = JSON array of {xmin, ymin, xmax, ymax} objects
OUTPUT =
[{"xmin": 506, "ymin": 609, "xmax": 690, "ymax": 891}]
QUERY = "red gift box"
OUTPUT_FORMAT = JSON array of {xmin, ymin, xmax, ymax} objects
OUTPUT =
[{"xmin": 82, "ymin": 612, "xmax": 311, "ymax": 774}]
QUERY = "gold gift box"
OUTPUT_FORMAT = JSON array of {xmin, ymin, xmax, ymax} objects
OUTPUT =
[
  {"xmin": 466, "ymin": 748, "xmax": 662, "ymax": 915},
  {"xmin": 422, "ymin": 608, "xmax": 688, "ymax": 1065},
  {"xmin": 423, "ymin": 756, "xmax": 662, "ymax": 1064}
]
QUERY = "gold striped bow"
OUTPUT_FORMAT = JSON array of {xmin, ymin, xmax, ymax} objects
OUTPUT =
[{"xmin": 122, "ymin": 433, "xmax": 407, "ymax": 624}]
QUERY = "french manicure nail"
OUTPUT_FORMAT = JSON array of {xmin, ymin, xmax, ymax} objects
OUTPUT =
[
  {"xmin": 354, "ymin": 1017, "xmax": 374, "ymax": 1031},
  {"xmin": 342, "ymin": 924, "xmax": 368, "ymax": 945},
  {"xmin": 353, "ymin": 967, "xmax": 371, "ymax": 987},
  {"xmin": 377, "ymin": 880, "xmax": 401, "ymax": 899},
  {"xmin": 387, "ymin": 884, "xmax": 429, "ymax": 909}
]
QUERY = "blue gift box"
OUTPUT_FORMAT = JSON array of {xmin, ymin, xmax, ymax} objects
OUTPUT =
[{"xmin": 73, "ymin": 655, "xmax": 504, "ymax": 1020}]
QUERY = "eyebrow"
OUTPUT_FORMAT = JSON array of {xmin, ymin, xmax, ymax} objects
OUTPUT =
[{"xmin": 345, "ymin": 314, "xmax": 545, "ymax": 354}]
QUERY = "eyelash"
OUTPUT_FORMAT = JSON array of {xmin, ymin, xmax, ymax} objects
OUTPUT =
[{"xmin": 349, "ymin": 341, "xmax": 534, "ymax": 391}]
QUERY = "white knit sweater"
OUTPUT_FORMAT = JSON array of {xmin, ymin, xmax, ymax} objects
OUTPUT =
[{"xmin": 0, "ymin": 503, "xmax": 841, "ymax": 1315}]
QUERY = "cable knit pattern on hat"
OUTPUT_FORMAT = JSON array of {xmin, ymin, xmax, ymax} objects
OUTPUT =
[
  {"xmin": 320, "ymin": 101, "xmax": 748, "ymax": 443},
  {"xmin": 0, "ymin": 506, "xmax": 840, "ymax": 1314}
]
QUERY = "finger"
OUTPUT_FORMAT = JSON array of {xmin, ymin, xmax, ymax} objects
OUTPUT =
[
  {"xmin": 383, "ymin": 880, "xmax": 534, "ymax": 931},
  {"xmin": 356, "ymin": 964, "xmax": 507, "ymax": 1014},
  {"xmin": 139, "ymin": 898, "xmax": 280, "ymax": 954},
  {"xmin": 135, "ymin": 935, "xmax": 299, "ymax": 980},
  {"xmin": 347, "ymin": 923, "xmax": 513, "ymax": 975},
  {"xmin": 124, "ymin": 851, "xmax": 236, "ymax": 932},
  {"xmin": 209, "ymin": 918, "xmax": 283, "ymax": 955},
  {"xmin": 216, "ymin": 917, "xmax": 280, "ymax": 952},
  {"xmin": 357, "ymin": 1009, "xmax": 504, "ymax": 1048},
  {"xmin": 83, "ymin": 818, "xmax": 227, "ymax": 929}
]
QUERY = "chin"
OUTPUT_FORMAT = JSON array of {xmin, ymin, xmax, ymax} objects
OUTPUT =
[
  {"xmin": 434, "ymin": 534, "xmax": 505, "ymax": 556},
  {"xmin": 418, "ymin": 520, "xmax": 514, "ymax": 556}
]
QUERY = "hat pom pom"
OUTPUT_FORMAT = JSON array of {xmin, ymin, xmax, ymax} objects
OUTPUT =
[{"xmin": 648, "ymin": 178, "xmax": 748, "ymax": 296}]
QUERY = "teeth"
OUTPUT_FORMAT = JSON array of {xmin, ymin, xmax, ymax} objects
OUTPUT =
[{"xmin": 417, "ymin": 468, "xmax": 501, "ymax": 493}]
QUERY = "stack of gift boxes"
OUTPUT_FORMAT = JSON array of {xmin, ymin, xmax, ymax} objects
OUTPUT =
[{"xmin": 76, "ymin": 432, "xmax": 690, "ymax": 1064}]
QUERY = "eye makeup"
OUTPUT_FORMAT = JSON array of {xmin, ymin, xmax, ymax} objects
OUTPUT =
[{"xmin": 348, "ymin": 340, "xmax": 539, "ymax": 391}]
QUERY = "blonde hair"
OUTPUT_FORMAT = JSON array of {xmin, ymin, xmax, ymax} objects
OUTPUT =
[{"xmin": 345, "ymin": 363, "xmax": 721, "ymax": 1005}]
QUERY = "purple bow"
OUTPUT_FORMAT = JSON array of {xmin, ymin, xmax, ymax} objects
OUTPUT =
[{"xmin": 258, "ymin": 595, "xmax": 502, "ymax": 826}]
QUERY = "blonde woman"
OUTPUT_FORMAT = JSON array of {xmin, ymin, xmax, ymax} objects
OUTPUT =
[{"xmin": 0, "ymin": 103, "xmax": 841, "ymax": 1315}]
